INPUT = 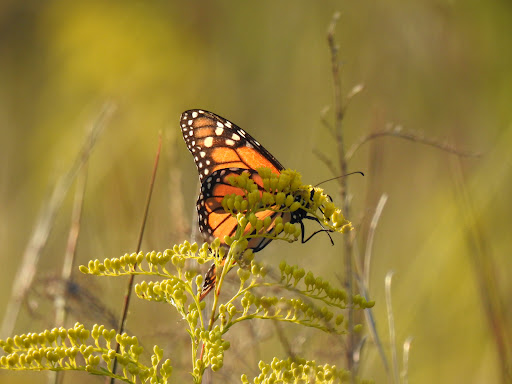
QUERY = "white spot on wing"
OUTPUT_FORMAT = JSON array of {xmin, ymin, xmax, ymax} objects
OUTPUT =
[
  {"xmin": 204, "ymin": 137, "xmax": 214, "ymax": 147},
  {"xmin": 215, "ymin": 127, "xmax": 224, "ymax": 136},
  {"xmin": 192, "ymin": 111, "xmax": 198, "ymax": 118},
  {"xmin": 226, "ymin": 139, "xmax": 235, "ymax": 146},
  {"xmin": 232, "ymin": 133, "xmax": 240, "ymax": 140}
]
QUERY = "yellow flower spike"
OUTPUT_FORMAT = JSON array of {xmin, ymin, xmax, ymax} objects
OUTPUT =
[
  {"xmin": 238, "ymin": 213, "xmax": 248, "ymax": 228},
  {"xmin": 224, "ymin": 235, "xmax": 233, "ymax": 246},
  {"xmin": 312, "ymin": 190, "xmax": 322, "ymax": 205},
  {"xmin": 221, "ymin": 197, "xmax": 229, "ymax": 212},
  {"xmin": 261, "ymin": 192, "xmax": 274, "ymax": 206},
  {"xmin": 246, "ymin": 179, "xmax": 257, "ymax": 192},
  {"xmin": 294, "ymin": 226, "xmax": 301, "ymax": 238},
  {"xmin": 284, "ymin": 194, "xmax": 295, "ymax": 207},
  {"xmin": 289, "ymin": 201, "xmax": 301, "ymax": 212},
  {"xmin": 270, "ymin": 177, "xmax": 279, "ymax": 191},
  {"xmin": 341, "ymin": 223, "xmax": 353, "ymax": 233},
  {"xmin": 237, "ymin": 174, "xmax": 247, "ymax": 189},
  {"xmin": 263, "ymin": 216, "xmax": 272, "ymax": 229},
  {"xmin": 254, "ymin": 219, "xmax": 264, "ymax": 232},
  {"xmin": 227, "ymin": 175, "xmax": 237, "ymax": 187},
  {"xmin": 211, "ymin": 238, "xmax": 221, "ymax": 250},
  {"xmin": 275, "ymin": 192, "xmax": 286, "ymax": 206},
  {"xmin": 231, "ymin": 239, "xmax": 249, "ymax": 256},
  {"xmin": 256, "ymin": 167, "xmax": 271, "ymax": 179},
  {"xmin": 291, "ymin": 177, "xmax": 302, "ymax": 191},
  {"xmin": 237, "ymin": 268, "xmax": 251, "ymax": 283},
  {"xmin": 331, "ymin": 214, "xmax": 341, "ymax": 228},
  {"xmin": 323, "ymin": 202, "xmax": 335, "ymax": 219},
  {"xmin": 248, "ymin": 213, "xmax": 258, "ymax": 227},
  {"xmin": 242, "ymin": 248, "xmax": 254, "ymax": 262},
  {"xmin": 248, "ymin": 190, "xmax": 260, "ymax": 206},
  {"xmin": 262, "ymin": 178, "xmax": 270, "ymax": 192},
  {"xmin": 225, "ymin": 196, "xmax": 235, "ymax": 211},
  {"xmin": 275, "ymin": 222, "xmax": 284, "ymax": 235},
  {"xmin": 240, "ymin": 199, "xmax": 248, "ymax": 211},
  {"xmin": 277, "ymin": 173, "xmax": 290, "ymax": 191},
  {"xmin": 284, "ymin": 222, "xmax": 295, "ymax": 235}
]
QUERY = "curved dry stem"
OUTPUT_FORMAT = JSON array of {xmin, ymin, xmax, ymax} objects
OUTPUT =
[
  {"xmin": 346, "ymin": 125, "xmax": 482, "ymax": 161},
  {"xmin": 0, "ymin": 102, "xmax": 114, "ymax": 340},
  {"xmin": 363, "ymin": 194, "xmax": 388, "ymax": 290}
]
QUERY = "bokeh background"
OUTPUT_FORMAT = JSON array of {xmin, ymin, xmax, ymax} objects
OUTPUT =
[{"xmin": 1, "ymin": 1, "xmax": 511, "ymax": 383}]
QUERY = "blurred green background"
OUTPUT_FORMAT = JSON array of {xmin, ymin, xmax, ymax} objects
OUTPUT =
[{"xmin": 1, "ymin": 1, "xmax": 511, "ymax": 383}]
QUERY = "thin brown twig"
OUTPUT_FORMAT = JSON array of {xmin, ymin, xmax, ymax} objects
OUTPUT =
[
  {"xmin": 320, "ymin": 106, "xmax": 336, "ymax": 138},
  {"xmin": 346, "ymin": 125, "xmax": 482, "ymax": 161},
  {"xmin": 272, "ymin": 321, "xmax": 296, "ymax": 360},
  {"xmin": 312, "ymin": 148, "xmax": 339, "ymax": 177},
  {"xmin": 109, "ymin": 132, "xmax": 163, "ymax": 384},
  {"xmin": 52, "ymin": 167, "xmax": 88, "ymax": 384},
  {"xmin": 327, "ymin": 12, "xmax": 355, "ymax": 378},
  {"xmin": 55, "ymin": 168, "xmax": 88, "ymax": 328},
  {"xmin": 0, "ymin": 102, "xmax": 114, "ymax": 340}
]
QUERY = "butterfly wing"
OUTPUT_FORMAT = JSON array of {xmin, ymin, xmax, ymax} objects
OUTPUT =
[
  {"xmin": 197, "ymin": 167, "xmax": 293, "ymax": 301},
  {"xmin": 180, "ymin": 109, "xmax": 284, "ymax": 181},
  {"xmin": 198, "ymin": 167, "xmax": 291, "ymax": 251},
  {"xmin": 181, "ymin": 109, "xmax": 289, "ymax": 300}
]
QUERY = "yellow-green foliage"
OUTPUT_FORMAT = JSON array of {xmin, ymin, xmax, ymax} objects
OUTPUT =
[
  {"xmin": 0, "ymin": 323, "xmax": 172, "ymax": 384},
  {"xmin": 242, "ymin": 357, "xmax": 354, "ymax": 384},
  {"xmin": 1, "ymin": 169, "xmax": 367, "ymax": 383}
]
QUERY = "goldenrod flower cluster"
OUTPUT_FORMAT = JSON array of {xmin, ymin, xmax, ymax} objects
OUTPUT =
[
  {"xmin": 241, "ymin": 357, "xmax": 353, "ymax": 384},
  {"xmin": 0, "ymin": 323, "xmax": 172, "ymax": 383},
  {"xmin": 1, "ymin": 168, "xmax": 369, "ymax": 383},
  {"xmin": 278, "ymin": 262, "xmax": 375, "ymax": 310},
  {"xmin": 220, "ymin": 168, "xmax": 353, "ymax": 247}
]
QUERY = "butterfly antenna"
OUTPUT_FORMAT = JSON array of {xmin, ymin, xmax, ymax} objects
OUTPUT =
[{"xmin": 314, "ymin": 171, "xmax": 364, "ymax": 187}]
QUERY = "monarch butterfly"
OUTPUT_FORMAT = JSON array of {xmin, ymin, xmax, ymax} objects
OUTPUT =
[{"xmin": 181, "ymin": 109, "xmax": 330, "ymax": 300}]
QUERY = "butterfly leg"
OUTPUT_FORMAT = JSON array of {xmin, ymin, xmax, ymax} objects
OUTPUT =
[{"xmin": 300, "ymin": 216, "xmax": 335, "ymax": 245}]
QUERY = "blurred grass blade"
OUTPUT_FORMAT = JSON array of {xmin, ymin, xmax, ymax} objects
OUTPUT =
[
  {"xmin": 0, "ymin": 102, "xmax": 115, "ymax": 339},
  {"xmin": 385, "ymin": 271, "xmax": 399, "ymax": 384},
  {"xmin": 401, "ymin": 337, "xmax": 413, "ymax": 384},
  {"xmin": 451, "ymin": 157, "xmax": 512, "ymax": 383}
]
